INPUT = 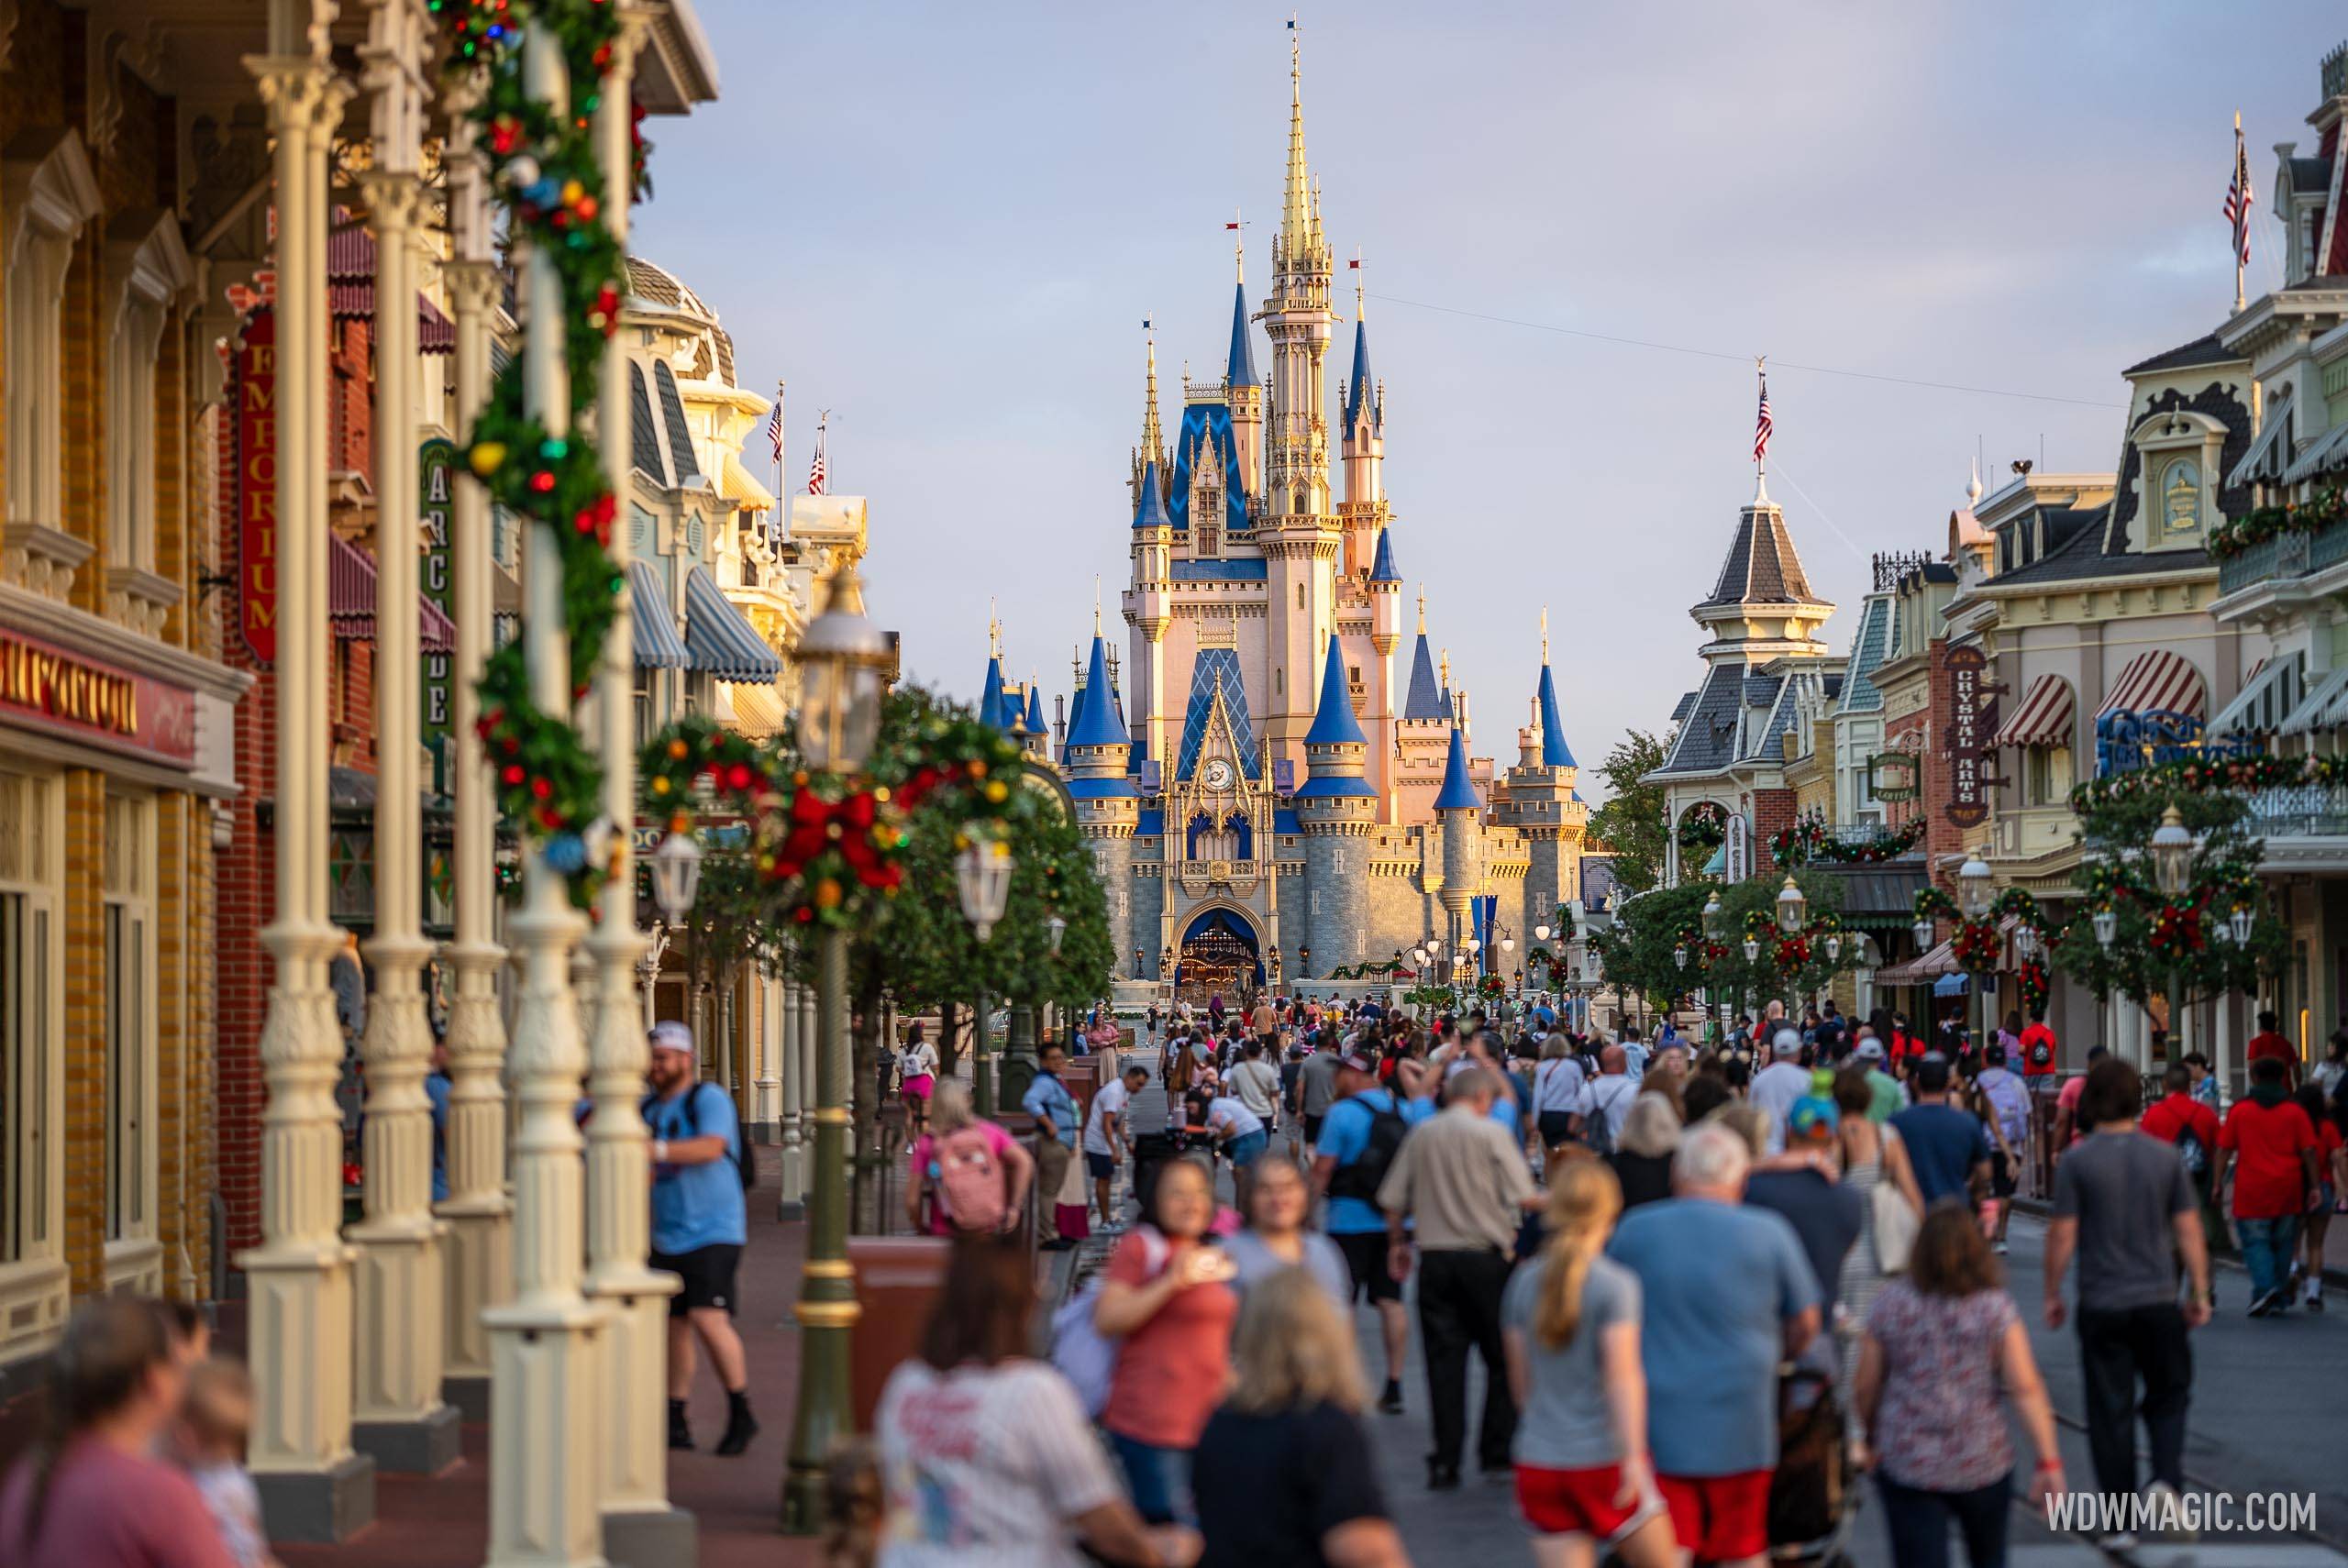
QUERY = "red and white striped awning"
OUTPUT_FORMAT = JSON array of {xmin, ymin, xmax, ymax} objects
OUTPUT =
[
  {"xmin": 1993, "ymin": 673, "xmax": 2075, "ymax": 748},
  {"xmin": 328, "ymin": 533, "xmax": 455, "ymax": 652},
  {"xmin": 2096, "ymin": 650, "xmax": 2206, "ymax": 721}
]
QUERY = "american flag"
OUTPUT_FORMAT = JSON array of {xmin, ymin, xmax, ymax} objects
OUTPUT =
[
  {"xmin": 805, "ymin": 425, "xmax": 826, "ymax": 496},
  {"xmin": 762, "ymin": 402, "xmax": 782, "ymax": 464},
  {"xmin": 2223, "ymin": 120, "xmax": 2254, "ymax": 267},
  {"xmin": 1753, "ymin": 368, "xmax": 1774, "ymax": 466}
]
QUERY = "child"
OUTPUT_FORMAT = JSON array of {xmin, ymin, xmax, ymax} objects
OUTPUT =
[{"xmin": 175, "ymin": 1358, "xmax": 275, "ymax": 1568}]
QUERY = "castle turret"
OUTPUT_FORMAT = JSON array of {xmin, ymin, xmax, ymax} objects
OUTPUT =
[
  {"xmin": 1021, "ymin": 683, "xmax": 1050, "ymax": 761},
  {"xmin": 1129, "ymin": 328, "xmax": 1168, "ymax": 513},
  {"xmin": 1065, "ymin": 632, "xmax": 1139, "ymax": 968},
  {"xmin": 1393, "ymin": 585, "xmax": 1451, "ymax": 823},
  {"xmin": 1337, "ymin": 272, "xmax": 1387, "ymax": 579},
  {"xmin": 1493, "ymin": 609, "xmax": 1591, "ymax": 944},
  {"xmin": 1224, "ymin": 245, "xmax": 1263, "ymax": 500},
  {"xmin": 1127, "ymin": 458, "xmax": 1175, "ymax": 769},
  {"xmin": 1434, "ymin": 719, "xmax": 1482, "ymax": 952},
  {"xmin": 1293, "ymin": 636, "xmax": 1376, "ymax": 978}
]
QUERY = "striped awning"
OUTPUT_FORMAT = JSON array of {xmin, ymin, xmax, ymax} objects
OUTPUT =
[
  {"xmin": 1876, "ymin": 937, "xmax": 1956, "ymax": 985},
  {"xmin": 684, "ymin": 565, "xmax": 781, "ymax": 680},
  {"xmin": 1993, "ymin": 673, "xmax": 2075, "ymax": 748},
  {"xmin": 2228, "ymin": 394, "xmax": 2295, "ymax": 488},
  {"xmin": 721, "ymin": 680, "xmax": 789, "ymax": 737},
  {"xmin": 2097, "ymin": 650, "xmax": 2206, "ymax": 721},
  {"xmin": 627, "ymin": 560, "xmax": 690, "ymax": 669},
  {"xmin": 2280, "ymin": 664, "xmax": 2348, "ymax": 735},
  {"xmin": 327, "ymin": 532, "xmax": 454, "ymax": 651},
  {"xmin": 2207, "ymin": 655, "xmax": 2303, "ymax": 738},
  {"xmin": 2284, "ymin": 417, "xmax": 2348, "ymax": 486}
]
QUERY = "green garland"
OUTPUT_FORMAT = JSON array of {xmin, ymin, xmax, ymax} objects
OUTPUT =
[
  {"xmin": 436, "ymin": 0, "xmax": 632, "ymax": 900},
  {"xmin": 2071, "ymin": 751, "xmax": 2348, "ymax": 812},
  {"xmin": 2205, "ymin": 485, "xmax": 2347, "ymax": 560},
  {"xmin": 1770, "ymin": 810, "xmax": 1925, "ymax": 867}
]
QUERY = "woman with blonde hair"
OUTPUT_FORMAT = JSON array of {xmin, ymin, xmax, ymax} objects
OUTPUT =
[
  {"xmin": 1192, "ymin": 1267, "xmax": 1409, "ymax": 1568},
  {"xmin": 1606, "ymin": 1092, "xmax": 1681, "ymax": 1211},
  {"xmin": 903, "ymin": 1077, "xmax": 1034, "ymax": 1236},
  {"xmin": 1501, "ymin": 1155, "xmax": 1675, "ymax": 1568}
]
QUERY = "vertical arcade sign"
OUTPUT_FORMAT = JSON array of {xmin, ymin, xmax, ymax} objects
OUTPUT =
[
  {"xmin": 419, "ymin": 437, "xmax": 455, "ymax": 748},
  {"xmin": 1944, "ymin": 646, "xmax": 1997, "ymax": 829},
  {"xmin": 235, "ymin": 308, "xmax": 277, "ymax": 666}
]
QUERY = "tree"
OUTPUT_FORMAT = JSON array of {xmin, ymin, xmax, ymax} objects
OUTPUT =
[{"xmin": 1586, "ymin": 729, "xmax": 1673, "ymax": 895}]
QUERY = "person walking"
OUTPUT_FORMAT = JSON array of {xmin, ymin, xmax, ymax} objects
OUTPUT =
[
  {"xmin": 1312, "ymin": 1049, "xmax": 1412, "ymax": 1416},
  {"xmin": 2214, "ymin": 1055, "xmax": 2321, "ymax": 1316},
  {"xmin": 1531, "ymin": 1035, "xmax": 1589, "ymax": 1153},
  {"xmin": 1854, "ymin": 1206, "xmax": 2065, "ymax": 1568},
  {"xmin": 1227, "ymin": 1038, "xmax": 1282, "ymax": 1138},
  {"xmin": 1377, "ymin": 1066, "xmax": 1542, "ymax": 1489},
  {"xmin": 1193, "ymin": 1268, "xmax": 1411, "ymax": 1568},
  {"xmin": 2141, "ymin": 1061, "xmax": 2222, "ymax": 1284},
  {"xmin": 2295, "ymin": 1080, "xmax": 2345, "ymax": 1310},
  {"xmin": 876, "ymin": 1236, "xmax": 1200, "ymax": 1568},
  {"xmin": 0, "ymin": 1298, "xmax": 238, "ymax": 1568},
  {"xmin": 1973, "ymin": 1044, "xmax": 2031, "ymax": 1252},
  {"xmin": 2246, "ymin": 1010, "xmax": 2302, "ymax": 1089},
  {"xmin": 1606, "ymin": 1093, "xmax": 1681, "ymax": 1211},
  {"xmin": 642, "ymin": 1021, "xmax": 758, "ymax": 1455},
  {"xmin": 1830, "ymin": 1066, "xmax": 1922, "ymax": 1417},
  {"xmin": 1023, "ymin": 1042, "xmax": 1084, "ymax": 1253},
  {"xmin": 1502, "ymin": 1157, "xmax": 1677, "ymax": 1568},
  {"xmin": 1606, "ymin": 1121, "xmax": 1821, "ymax": 1568},
  {"xmin": 1094, "ymin": 1158, "xmax": 1238, "ymax": 1526},
  {"xmin": 1570, "ymin": 1044, "xmax": 1639, "ymax": 1154},
  {"xmin": 1747, "ymin": 1032, "xmax": 1812, "ymax": 1154},
  {"xmin": 1298, "ymin": 1030, "xmax": 1345, "ymax": 1153},
  {"xmin": 1889, "ymin": 1055, "xmax": 1991, "ymax": 1210},
  {"xmin": 1223, "ymin": 1155, "xmax": 1350, "ymax": 1303},
  {"xmin": 2043, "ymin": 1056, "xmax": 2210, "ymax": 1541},
  {"xmin": 1085, "ymin": 1063, "xmax": 1151, "ymax": 1231},
  {"xmin": 904, "ymin": 1078, "xmax": 1034, "ymax": 1236},
  {"xmin": 1203, "ymin": 1085, "xmax": 1270, "ymax": 1212},
  {"xmin": 896, "ymin": 1022, "xmax": 938, "ymax": 1138}
]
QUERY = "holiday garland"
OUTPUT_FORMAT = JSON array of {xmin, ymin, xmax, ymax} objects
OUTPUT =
[
  {"xmin": 2071, "ymin": 750, "xmax": 2348, "ymax": 812},
  {"xmin": 1770, "ymin": 810, "xmax": 1925, "ymax": 867},
  {"xmin": 1911, "ymin": 885, "xmax": 2044, "ymax": 975},
  {"xmin": 2204, "ymin": 485, "xmax": 2347, "ymax": 560},
  {"xmin": 435, "ymin": 0, "xmax": 638, "ymax": 900},
  {"xmin": 1676, "ymin": 804, "xmax": 1726, "ymax": 857}
]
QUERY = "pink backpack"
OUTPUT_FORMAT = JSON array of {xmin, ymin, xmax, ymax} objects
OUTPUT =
[{"xmin": 936, "ymin": 1126, "xmax": 1008, "ymax": 1233}]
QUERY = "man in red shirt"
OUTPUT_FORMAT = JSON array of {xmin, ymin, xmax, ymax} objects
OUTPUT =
[
  {"xmin": 2019, "ymin": 1010, "xmax": 2060, "ymax": 1088},
  {"xmin": 2142, "ymin": 1061, "xmax": 2223, "ymax": 1249},
  {"xmin": 2245, "ymin": 1010, "xmax": 2301, "ymax": 1088},
  {"xmin": 2215, "ymin": 1055, "xmax": 2321, "ymax": 1316}
]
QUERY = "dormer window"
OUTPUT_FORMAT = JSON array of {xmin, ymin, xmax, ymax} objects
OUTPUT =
[
  {"xmin": 2161, "ymin": 457, "xmax": 2201, "ymax": 536},
  {"xmin": 2127, "ymin": 406, "xmax": 2228, "ymax": 552}
]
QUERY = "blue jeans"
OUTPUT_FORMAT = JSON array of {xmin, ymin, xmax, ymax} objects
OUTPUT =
[
  {"xmin": 1225, "ymin": 1130, "xmax": 1268, "ymax": 1168},
  {"xmin": 1109, "ymin": 1431, "xmax": 1193, "ymax": 1526},
  {"xmin": 2238, "ymin": 1215, "xmax": 2300, "ymax": 1300},
  {"xmin": 1876, "ymin": 1473, "xmax": 2010, "ymax": 1568}
]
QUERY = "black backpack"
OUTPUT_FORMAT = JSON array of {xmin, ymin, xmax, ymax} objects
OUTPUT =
[
  {"xmin": 1327, "ymin": 1094, "xmax": 1410, "ymax": 1204},
  {"xmin": 643, "ymin": 1081, "xmax": 756, "ymax": 1191}
]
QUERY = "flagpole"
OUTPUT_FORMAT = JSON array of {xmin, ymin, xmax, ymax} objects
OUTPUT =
[
  {"xmin": 774, "ymin": 377, "xmax": 787, "ymax": 547},
  {"xmin": 2233, "ymin": 112, "xmax": 2247, "ymax": 315}
]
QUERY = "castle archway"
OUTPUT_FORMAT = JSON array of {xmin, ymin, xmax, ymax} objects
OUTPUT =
[{"xmin": 1174, "ymin": 903, "xmax": 1263, "ymax": 1006}]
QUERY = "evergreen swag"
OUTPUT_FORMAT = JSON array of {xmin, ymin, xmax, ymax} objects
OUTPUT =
[
  {"xmin": 435, "ymin": 0, "xmax": 642, "ymax": 900},
  {"xmin": 2071, "ymin": 750, "xmax": 2348, "ymax": 812},
  {"xmin": 2205, "ymin": 485, "xmax": 2347, "ymax": 560},
  {"xmin": 1676, "ymin": 804, "xmax": 1726, "ymax": 857},
  {"xmin": 1770, "ymin": 810, "xmax": 1924, "ymax": 867}
]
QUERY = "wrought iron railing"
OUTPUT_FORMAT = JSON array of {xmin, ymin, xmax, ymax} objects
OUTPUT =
[{"xmin": 2241, "ymin": 782, "xmax": 2348, "ymax": 837}]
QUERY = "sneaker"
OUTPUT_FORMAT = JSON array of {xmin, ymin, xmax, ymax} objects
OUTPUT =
[
  {"xmin": 2143, "ymin": 1481, "xmax": 2196, "ymax": 1541},
  {"xmin": 1425, "ymin": 1462, "xmax": 1461, "ymax": 1491},
  {"xmin": 2309, "ymin": 1287, "xmax": 2327, "ymax": 1312},
  {"xmin": 2101, "ymin": 1530, "xmax": 2139, "ymax": 1551},
  {"xmin": 1994, "ymin": 1241, "xmax": 2009, "ymax": 1255},
  {"xmin": 1379, "ymin": 1380, "xmax": 1404, "ymax": 1416},
  {"xmin": 2250, "ymin": 1288, "xmax": 2282, "ymax": 1317}
]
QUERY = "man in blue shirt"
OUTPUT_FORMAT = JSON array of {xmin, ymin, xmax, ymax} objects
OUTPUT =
[
  {"xmin": 1609, "ymin": 1121, "xmax": 1820, "ymax": 1566},
  {"xmin": 1022, "ymin": 1042, "xmax": 1082, "ymax": 1252},
  {"xmin": 644, "ymin": 1021, "xmax": 755, "ymax": 1455},
  {"xmin": 1311, "ymin": 1050, "xmax": 1411, "ymax": 1414},
  {"xmin": 426, "ymin": 1033, "xmax": 451, "ymax": 1203},
  {"xmin": 1890, "ymin": 1054, "xmax": 1994, "ymax": 1209}
]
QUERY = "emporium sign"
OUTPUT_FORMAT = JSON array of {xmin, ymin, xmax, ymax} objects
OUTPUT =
[
  {"xmin": 1944, "ymin": 646, "xmax": 1999, "ymax": 829},
  {"xmin": 235, "ymin": 307, "xmax": 278, "ymax": 666},
  {"xmin": 0, "ymin": 629, "xmax": 195, "ymax": 767}
]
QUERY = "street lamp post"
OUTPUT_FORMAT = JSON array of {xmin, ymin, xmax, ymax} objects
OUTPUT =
[
  {"xmin": 2148, "ymin": 804, "xmax": 2194, "ymax": 1066},
  {"xmin": 955, "ymin": 825, "xmax": 1013, "ymax": 1117},
  {"xmin": 1959, "ymin": 852, "xmax": 1994, "ymax": 1050},
  {"xmin": 781, "ymin": 565, "xmax": 892, "ymax": 1536}
]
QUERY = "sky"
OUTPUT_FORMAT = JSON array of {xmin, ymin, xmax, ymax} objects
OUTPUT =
[{"xmin": 633, "ymin": 1, "xmax": 2346, "ymax": 801}]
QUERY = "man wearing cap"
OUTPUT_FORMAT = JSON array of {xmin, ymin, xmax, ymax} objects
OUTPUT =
[
  {"xmin": 1853, "ymin": 1032, "xmax": 1905, "ymax": 1123},
  {"xmin": 1312, "ymin": 1047, "xmax": 1412, "ymax": 1416},
  {"xmin": 1741, "ymin": 1097, "xmax": 1863, "ymax": 1372},
  {"xmin": 1749, "ymin": 1031, "xmax": 1813, "ymax": 1154},
  {"xmin": 644, "ymin": 1021, "xmax": 757, "ymax": 1455}
]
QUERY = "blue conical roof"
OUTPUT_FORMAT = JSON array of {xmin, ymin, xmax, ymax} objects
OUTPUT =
[
  {"xmin": 1068, "ymin": 635, "xmax": 1131, "ymax": 748},
  {"xmin": 978, "ymin": 658, "xmax": 1012, "ymax": 732},
  {"xmin": 1401, "ymin": 635, "xmax": 1445, "ymax": 722},
  {"xmin": 1434, "ymin": 723, "xmax": 1479, "ymax": 812},
  {"xmin": 1302, "ymin": 637, "xmax": 1366, "ymax": 746},
  {"xmin": 1369, "ymin": 528, "xmax": 1401, "ymax": 583},
  {"xmin": 1535, "ymin": 664, "xmax": 1576, "ymax": 768},
  {"xmin": 1132, "ymin": 458, "xmax": 1172, "ymax": 530},
  {"xmin": 1345, "ymin": 315, "xmax": 1375, "ymax": 431},
  {"xmin": 1023, "ymin": 686, "xmax": 1047, "ymax": 737},
  {"xmin": 1226, "ymin": 281, "xmax": 1257, "ymax": 390}
]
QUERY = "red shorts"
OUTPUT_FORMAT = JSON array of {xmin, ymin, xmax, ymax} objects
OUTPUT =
[
  {"xmin": 1656, "ymin": 1469, "xmax": 1771, "ymax": 1562},
  {"xmin": 1513, "ymin": 1462, "xmax": 1661, "ymax": 1542}
]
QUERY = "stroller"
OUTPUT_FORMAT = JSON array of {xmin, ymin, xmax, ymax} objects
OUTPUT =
[{"xmin": 1767, "ymin": 1362, "xmax": 1861, "ymax": 1567}]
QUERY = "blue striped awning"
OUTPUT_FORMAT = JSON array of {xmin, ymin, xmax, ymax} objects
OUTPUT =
[
  {"xmin": 628, "ymin": 560, "xmax": 690, "ymax": 669},
  {"xmin": 684, "ymin": 565, "xmax": 781, "ymax": 680}
]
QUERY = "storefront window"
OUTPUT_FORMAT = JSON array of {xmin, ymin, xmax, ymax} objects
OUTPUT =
[
  {"xmin": 0, "ymin": 769, "xmax": 58, "ymax": 1270},
  {"xmin": 103, "ymin": 792, "xmax": 157, "ymax": 1275}
]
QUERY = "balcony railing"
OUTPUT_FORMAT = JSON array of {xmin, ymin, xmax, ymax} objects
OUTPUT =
[
  {"xmin": 2217, "ymin": 516, "xmax": 2348, "ymax": 596},
  {"xmin": 2243, "ymin": 783, "xmax": 2348, "ymax": 837}
]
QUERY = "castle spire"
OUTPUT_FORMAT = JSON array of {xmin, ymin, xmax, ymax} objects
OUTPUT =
[
  {"xmin": 1281, "ymin": 27, "xmax": 1312, "ymax": 264},
  {"xmin": 1345, "ymin": 257, "xmax": 1377, "ymax": 434},
  {"xmin": 1416, "ymin": 584, "xmax": 1426, "ymax": 635},
  {"xmin": 1139, "ymin": 325, "xmax": 1164, "ymax": 474},
  {"xmin": 1534, "ymin": 610, "xmax": 1576, "ymax": 769},
  {"xmin": 1434, "ymin": 722, "xmax": 1479, "ymax": 812}
]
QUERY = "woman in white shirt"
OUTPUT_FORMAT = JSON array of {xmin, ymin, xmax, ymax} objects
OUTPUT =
[
  {"xmin": 897, "ymin": 1023, "xmax": 939, "ymax": 1136},
  {"xmin": 876, "ymin": 1238, "xmax": 1198, "ymax": 1568}
]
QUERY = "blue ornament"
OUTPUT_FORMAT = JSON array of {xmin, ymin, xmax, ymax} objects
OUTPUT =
[{"xmin": 543, "ymin": 833, "xmax": 588, "ymax": 875}]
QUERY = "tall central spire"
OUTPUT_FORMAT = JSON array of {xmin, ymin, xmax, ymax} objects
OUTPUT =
[
  {"xmin": 1281, "ymin": 31, "xmax": 1312, "ymax": 263},
  {"xmin": 1140, "ymin": 327, "xmax": 1164, "ymax": 470}
]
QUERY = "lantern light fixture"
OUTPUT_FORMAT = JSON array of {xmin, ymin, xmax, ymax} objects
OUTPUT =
[
  {"xmin": 2150, "ymin": 805, "xmax": 2194, "ymax": 899},
  {"xmin": 954, "ymin": 827, "xmax": 1013, "ymax": 942},
  {"xmin": 1776, "ymin": 875, "xmax": 1807, "ymax": 933},
  {"xmin": 793, "ymin": 563, "xmax": 891, "ymax": 775},
  {"xmin": 1958, "ymin": 853, "xmax": 1995, "ymax": 919},
  {"xmin": 2091, "ymin": 904, "xmax": 2119, "ymax": 949},
  {"xmin": 649, "ymin": 830, "xmax": 703, "ymax": 922}
]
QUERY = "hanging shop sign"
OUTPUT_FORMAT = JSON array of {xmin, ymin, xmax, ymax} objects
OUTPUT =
[
  {"xmin": 1867, "ymin": 750, "xmax": 1921, "ymax": 802},
  {"xmin": 1944, "ymin": 646, "xmax": 1999, "ymax": 829},
  {"xmin": 420, "ymin": 436, "xmax": 456, "ymax": 747},
  {"xmin": 236, "ymin": 307, "xmax": 278, "ymax": 667},
  {"xmin": 0, "ymin": 629, "xmax": 195, "ymax": 767}
]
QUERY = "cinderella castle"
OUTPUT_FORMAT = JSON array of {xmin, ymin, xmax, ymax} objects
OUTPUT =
[{"xmin": 976, "ymin": 37, "xmax": 1600, "ymax": 1000}]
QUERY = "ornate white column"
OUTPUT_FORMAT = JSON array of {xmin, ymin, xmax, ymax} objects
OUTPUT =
[
  {"xmin": 437, "ymin": 71, "xmax": 512, "ymax": 1419},
  {"xmin": 776, "ymin": 977, "xmax": 804, "ymax": 1214},
  {"xmin": 484, "ymin": 25, "xmax": 604, "ymax": 1568},
  {"xmin": 755, "ymin": 976, "xmax": 781, "ymax": 1136},
  {"xmin": 582, "ymin": 9, "xmax": 691, "ymax": 1562},
  {"xmin": 239, "ymin": 49, "xmax": 372, "ymax": 1543},
  {"xmin": 349, "ymin": 0, "xmax": 454, "ymax": 1470}
]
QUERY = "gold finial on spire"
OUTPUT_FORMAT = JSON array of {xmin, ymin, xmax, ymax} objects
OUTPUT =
[
  {"xmin": 1439, "ymin": 648, "xmax": 1452, "ymax": 690},
  {"xmin": 1353, "ymin": 247, "xmax": 1365, "ymax": 319},
  {"xmin": 1232, "ymin": 206, "xmax": 1246, "ymax": 282},
  {"xmin": 1093, "ymin": 576, "xmax": 1102, "ymax": 635},
  {"xmin": 1140, "ymin": 322, "xmax": 1165, "ymax": 474},
  {"xmin": 1280, "ymin": 17, "xmax": 1312, "ymax": 264},
  {"xmin": 1416, "ymin": 584, "xmax": 1426, "ymax": 635},
  {"xmin": 989, "ymin": 599, "xmax": 1002, "ymax": 659},
  {"xmin": 1540, "ymin": 606, "xmax": 1550, "ymax": 666}
]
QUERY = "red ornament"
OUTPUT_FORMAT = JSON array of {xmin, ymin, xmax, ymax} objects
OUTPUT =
[
  {"xmin": 725, "ymin": 762, "xmax": 753, "ymax": 791},
  {"xmin": 530, "ymin": 777, "xmax": 552, "ymax": 801},
  {"xmin": 502, "ymin": 764, "xmax": 526, "ymax": 786},
  {"xmin": 529, "ymin": 469, "xmax": 556, "ymax": 493}
]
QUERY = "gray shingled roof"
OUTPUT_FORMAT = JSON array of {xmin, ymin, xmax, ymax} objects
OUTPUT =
[
  {"xmin": 1743, "ymin": 674, "xmax": 1782, "ymax": 708},
  {"xmin": 1987, "ymin": 502, "xmax": 2211, "ymax": 586},
  {"xmin": 2122, "ymin": 334, "xmax": 2240, "ymax": 378},
  {"xmin": 1839, "ymin": 596, "xmax": 1894, "ymax": 715},
  {"xmin": 1669, "ymin": 690, "xmax": 1698, "ymax": 724},
  {"xmin": 1702, "ymin": 502, "xmax": 1818, "ymax": 607},
  {"xmin": 1654, "ymin": 664, "xmax": 1744, "ymax": 775}
]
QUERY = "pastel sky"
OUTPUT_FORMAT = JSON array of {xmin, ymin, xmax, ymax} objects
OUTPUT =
[{"xmin": 632, "ymin": 1, "xmax": 2345, "ymax": 797}]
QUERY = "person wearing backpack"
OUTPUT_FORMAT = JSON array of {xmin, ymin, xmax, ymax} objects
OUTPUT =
[
  {"xmin": 905, "ymin": 1078, "xmax": 1034, "ymax": 1237},
  {"xmin": 1311, "ymin": 1050, "xmax": 1412, "ymax": 1417},
  {"xmin": 1570, "ymin": 1043, "xmax": 1639, "ymax": 1155},
  {"xmin": 643, "ymin": 1021, "xmax": 758, "ymax": 1455}
]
